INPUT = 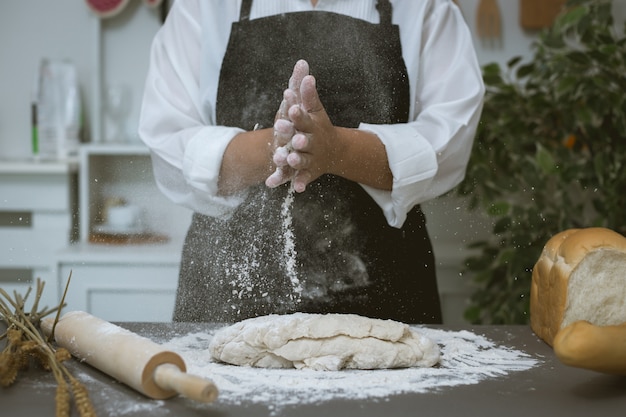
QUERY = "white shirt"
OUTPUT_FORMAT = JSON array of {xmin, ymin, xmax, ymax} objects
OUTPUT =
[{"xmin": 138, "ymin": 0, "xmax": 485, "ymax": 228}]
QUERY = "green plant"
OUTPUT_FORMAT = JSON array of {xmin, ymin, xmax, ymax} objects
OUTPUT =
[{"xmin": 457, "ymin": 0, "xmax": 626, "ymax": 324}]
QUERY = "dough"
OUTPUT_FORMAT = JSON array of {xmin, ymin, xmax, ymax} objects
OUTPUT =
[{"xmin": 209, "ymin": 313, "xmax": 440, "ymax": 371}]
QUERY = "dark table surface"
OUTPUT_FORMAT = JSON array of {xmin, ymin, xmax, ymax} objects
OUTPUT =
[{"xmin": 2, "ymin": 322, "xmax": 625, "ymax": 417}]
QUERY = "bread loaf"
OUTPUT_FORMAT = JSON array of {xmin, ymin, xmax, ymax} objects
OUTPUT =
[{"xmin": 530, "ymin": 227, "xmax": 626, "ymax": 346}]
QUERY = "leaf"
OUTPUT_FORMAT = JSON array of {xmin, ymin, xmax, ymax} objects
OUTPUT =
[
  {"xmin": 507, "ymin": 56, "xmax": 523, "ymax": 69},
  {"xmin": 464, "ymin": 305, "xmax": 482, "ymax": 324},
  {"xmin": 556, "ymin": 76, "xmax": 579, "ymax": 97},
  {"xmin": 497, "ymin": 248, "xmax": 515, "ymax": 265},
  {"xmin": 482, "ymin": 63, "xmax": 504, "ymax": 86},
  {"xmin": 575, "ymin": 106, "xmax": 594, "ymax": 127},
  {"xmin": 566, "ymin": 51, "xmax": 589, "ymax": 65},
  {"xmin": 493, "ymin": 217, "xmax": 512, "ymax": 234},
  {"xmin": 535, "ymin": 145, "xmax": 557, "ymax": 174},
  {"xmin": 596, "ymin": 2, "xmax": 614, "ymax": 25},
  {"xmin": 593, "ymin": 153, "xmax": 606, "ymax": 186},
  {"xmin": 482, "ymin": 62, "xmax": 503, "ymax": 79},
  {"xmin": 516, "ymin": 63, "xmax": 535, "ymax": 79},
  {"xmin": 487, "ymin": 201, "xmax": 510, "ymax": 217},
  {"xmin": 466, "ymin": 240, "xmax": 489, "ymax": 250},
  {"xmin": 556, "ymin": 5, "xmax": 589, "ymax": 30}
]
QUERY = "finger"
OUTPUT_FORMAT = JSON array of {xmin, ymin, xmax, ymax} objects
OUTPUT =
[
  {"xmin": 286, "ymin": 151, "xmax": 308, "ymax": 170},
  {"xmin": 287, "ymin": 76, "xmax": 322, "ymax": 132},
  {"xmin": 286, "ymin": 151, "xmax": 300, "ymax": 169},
  {"xmin": 288, "ymin": 104, "xmax": 311, "ymax": 130},
  {"xmin": 274, "ymin": 118, "xmax": 293, "ymax": 134},
  {"xmin": 292, "ymin": 170, "xmax": 313, "ymax": 193},
  {"xmin": 265, "ymin": 166, "xmax": 293, "ymax": 188},
  {"xmin": 300, "ymin": 75, "xmax": 323, "ymax": 113},
  {"xmin": 291, "ymin": 132, "xmax": 310, "ymax": 152},
  {"xmin": 273, "ymin": 145, "xmax": 290, "ymax": 166},
  {"xmin": 265, "ymin": 170, "xmax": 286, "ymax": 188},
  {"xmin": 276, "ymin": 98, "xmax": 288, "ymax": 120},
  {"xmin": 283, "ymin": 89, "xmax": 299, "ymax": 116},
  {"xmin": 274, "ymin": 118, "xmax": 294, "ymax": 146},
  {"xmin": 289, "ymin": 60, "xmax": 310, "ymax": 100},
  {"xmin": 289, "ymin": 60, "xmax": 309, "ymax": 90}
]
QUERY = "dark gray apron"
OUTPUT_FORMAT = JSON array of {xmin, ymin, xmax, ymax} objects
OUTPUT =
[{"xmin": 174, "ymin": 0, "xmax": 442, "ymax": 324}]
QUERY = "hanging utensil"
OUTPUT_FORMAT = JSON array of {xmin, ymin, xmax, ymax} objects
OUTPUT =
[
  {"xmin": 520, "ymin": 0, "xmax": 567, "ymax": 30},
  {"xmin": 476, "ymin": 0, "xmax": 502, "ymax": 48}
]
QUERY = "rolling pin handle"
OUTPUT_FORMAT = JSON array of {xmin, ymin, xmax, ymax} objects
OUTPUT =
[{"xmin": 153, "ymin": 364, "xmax": 219, "ymax": 403}]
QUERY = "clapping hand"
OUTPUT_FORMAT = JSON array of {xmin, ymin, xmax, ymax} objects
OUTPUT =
[
  {"xmin": 265, "ymin": 60, "xmax": 309, "ymax": 189},
  {"xmin": 266, "ymin": 59, "xmax": 338, "ymax": 193}
]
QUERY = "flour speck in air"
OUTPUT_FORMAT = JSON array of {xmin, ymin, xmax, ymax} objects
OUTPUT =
[{"xmin": 162, "ymin": 327, "xmax": 540, "ymax": 414}]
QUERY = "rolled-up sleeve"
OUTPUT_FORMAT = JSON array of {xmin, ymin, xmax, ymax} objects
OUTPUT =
[{"xmin": 361, "ymin": 1, "xmax": 485, "ymax": 228}]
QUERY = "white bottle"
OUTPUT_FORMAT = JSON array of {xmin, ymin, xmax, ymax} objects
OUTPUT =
[
  {"xmin": 34, "ymin": 59, "xmax": 82, "ymax": 159},
  {"xmin": 36, "ymin": 58, "xmax": 61, "ymax": 159},
  {"xmin": 60, "ymin": 61, "xmax": 81, "ymax": 157}
]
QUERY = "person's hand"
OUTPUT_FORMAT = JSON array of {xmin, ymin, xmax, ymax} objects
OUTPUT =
[
  {"xmin": 265, "ymin": 60, "xmax": 309, "ymax": 188},
  {"xmin": 284, "ymin": 74, "xmax": 338, "ymax": 193}
]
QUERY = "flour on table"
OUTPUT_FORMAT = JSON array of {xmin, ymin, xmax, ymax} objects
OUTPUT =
[
  {"xmin": 208, "ymin": 313, "xmax": 440, "ymax": 370},
  {"xmin": 162, "ymin": 322, "xmax": 540, "ymax": 414}
]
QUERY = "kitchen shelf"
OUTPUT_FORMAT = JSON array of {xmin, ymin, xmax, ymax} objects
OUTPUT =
[
  {"xmin": 0, "ymin": 157, "xmax": 78, "ymax": 175},
  {"xmin": 57, "ymin": 240, "xmax": 183, "ymax": 265},
  {"xmin": 78, "ymin": 143, "xmax": 191, "ymax": 245}
]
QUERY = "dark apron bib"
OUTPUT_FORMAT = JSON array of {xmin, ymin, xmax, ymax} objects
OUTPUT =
[{"xmin": 174, "ymin": 0, "xmax": 442, "ymax": 324}]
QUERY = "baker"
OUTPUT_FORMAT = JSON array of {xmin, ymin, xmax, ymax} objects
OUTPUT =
[{"xmin": 138, "ymin": 0, "xmax": 484, "ymax": 324}]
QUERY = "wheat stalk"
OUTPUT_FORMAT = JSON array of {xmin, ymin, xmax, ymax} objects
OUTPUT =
[{"xmin": 0, "ymin": 275, "xmax": 97, "ymax": 416}]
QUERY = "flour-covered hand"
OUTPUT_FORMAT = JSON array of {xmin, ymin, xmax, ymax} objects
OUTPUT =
[
  {"xmin": 286, "ymin": 74, "xmax": 338, "ymax": 193},
  {"xmin": 266, "ymin": 60, "xmax": 310, "ymax": 188}
]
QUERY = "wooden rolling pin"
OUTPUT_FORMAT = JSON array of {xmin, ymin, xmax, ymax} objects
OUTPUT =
[{"xmin": 41, "ymin": 311, "xmax": 218, "ymax": 403}]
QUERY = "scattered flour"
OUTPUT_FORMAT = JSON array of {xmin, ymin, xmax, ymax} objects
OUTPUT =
[
  {"xmin": 280, "ymin": 185, "xmax": 302, "ymax": 302},
  {"xmin": 161, "ymin": 326, "xmax": 539, "ymax": 412}
]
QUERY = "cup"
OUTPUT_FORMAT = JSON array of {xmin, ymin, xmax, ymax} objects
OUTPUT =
[{"xmin": 107, "ymin": 204, "xmax": 141, "ymax": 230}]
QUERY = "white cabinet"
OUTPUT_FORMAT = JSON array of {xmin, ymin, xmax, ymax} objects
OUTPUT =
[
  {"xmin": 57, "ymin": 242, "xmax": 181, "ymax": 322},
  {"xmin": 0, "ymin": 159, "xmax": 78, "ymax": 309}
]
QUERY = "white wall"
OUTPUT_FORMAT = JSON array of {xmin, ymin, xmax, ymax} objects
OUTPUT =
[
  {"xmin": 0, "ymin": 0, "xmax": 162, "ymax": 159},
  {"xmin": 1, "ymin": 1, "xmax": 92, "ymax": 158},
  {"xmin": 100, "ymin": 2, "xmax": 163, "ymax": 144}
]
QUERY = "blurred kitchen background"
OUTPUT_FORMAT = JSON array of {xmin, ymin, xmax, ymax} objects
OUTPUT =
[{"xmin": 1, "ymin": 1, "xmax": 625, "ymax": 324}]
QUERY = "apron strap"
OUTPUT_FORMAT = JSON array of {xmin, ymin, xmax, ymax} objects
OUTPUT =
[
  {"xmin": 375, "ymin": 0, "xmax": 392, "ymax": 27},
  {"xmin": 240, "ymin": 0, "xmax": 253, "ymax": 21}
]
